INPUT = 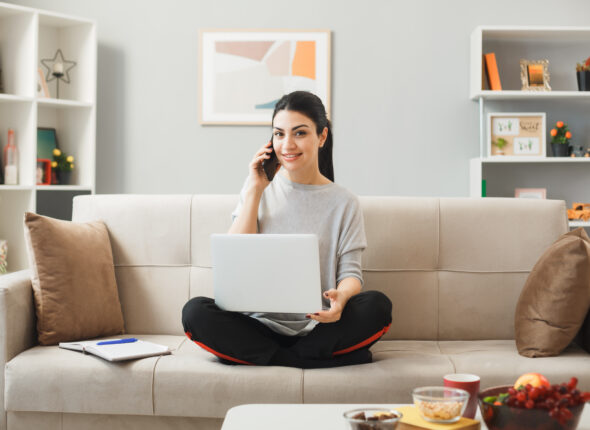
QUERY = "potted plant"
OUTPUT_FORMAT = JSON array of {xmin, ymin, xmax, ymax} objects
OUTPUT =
[
  {"xmin": 576, "ymin": 56, "xmax": 590, "ymax": 91},
  {"xmin": 493, "ymin": 137, "xmax": 508, "ymax": 155},
  {"xmin": 51, "ymin": 148, "xmax": 75, "ymax": 184},
  {"xmin": 550, "ymin": 121, "xmax": 572, "ymax": 157}
]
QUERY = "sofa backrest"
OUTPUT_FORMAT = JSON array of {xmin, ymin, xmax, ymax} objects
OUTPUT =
[{"xmin": 72, "ymin": 195, "xmax": 568, "ymax": 341}]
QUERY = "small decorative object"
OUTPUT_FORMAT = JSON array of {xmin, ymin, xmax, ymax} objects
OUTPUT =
[
  {"xmin": 576, "ymin": 56, "xmax": 590, "ymax": 91},
  {"xmin": 36, "ymin": 159, "xmax": 51, "ymax": 185},
  {"xmin": 52, "ymin": 148, "xmax": 74, "ymax": 185},
  {"xmin": 585, "ymin": 148, "xmax": 590, "ymax": 158},
  {"xmin": 36, "ymin": 68, "xmax": 50, "ymax": 98},
  {"xmin": 492, "ymin": 137, "xmax": 508, "ymax": 155},
  {"xmin": 483, "ymin": 52, "xmax": 502, "ymax": 90},
  {"xmin": 0, "ymin": 68, "xmax": 4, "ymax": 93},
  {"xmin": 571, "ymin": 146, "xmax": 585, "ymax": 157},
  {"xmin": 40, "ymin": 49, "xmax": 76, "ymax": 99},
  {"xmin": 567, "ymin": 203, "xmax": 590, "ymax": 221},
  {"xmin": 515, "ymin": 188, "xmax": 547, "ymax": 199},
  {"xmin": 549, "ymin": 120, "xmax": 571, "ymax": 157},
  {"xmin": 199, "ymin": 29, "xmax": 331, "ymax": 125},
  {"xmin": 3, "ymin": 129, "xmax": 18, "ymax": 185},
  {"xmin": 0, "ymin": 240, "xmax": 7, "ymax": 274},
  {"xmin": 488, "ymin": 113, "xmax": 546, "ymax": 158},
  {"xmin": 520, "ymin": 59, "xmax": 551, "ymax": 91}
]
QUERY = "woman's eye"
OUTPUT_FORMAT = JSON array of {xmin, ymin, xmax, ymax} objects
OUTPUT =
[{"xmin": 296, "ymin": 131, "xmax": 306, "ymax": 136}]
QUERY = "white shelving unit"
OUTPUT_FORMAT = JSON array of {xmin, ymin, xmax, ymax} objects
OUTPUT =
[
  {"xmin": 469, "ymin": 26, "xmax": 590, "ymax": 231},
  {"xmin": 0, "ymin": 2, "xmax": 96, "ymax": 272}
]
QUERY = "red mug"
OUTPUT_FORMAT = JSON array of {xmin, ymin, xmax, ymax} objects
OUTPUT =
[{"xmin": 443, "ymin": 373, "xmax": 480, "ymax": 419}]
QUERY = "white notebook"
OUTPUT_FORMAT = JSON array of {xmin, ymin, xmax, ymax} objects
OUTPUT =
[{"xmin": 59, "ymin": 338, "xmax": 171, "ymax": 362}]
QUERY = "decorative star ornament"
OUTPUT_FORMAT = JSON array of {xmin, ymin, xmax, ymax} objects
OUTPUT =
[{"xmin": 41, "ymin": 49, "xmax": 77, "ymax": 83}]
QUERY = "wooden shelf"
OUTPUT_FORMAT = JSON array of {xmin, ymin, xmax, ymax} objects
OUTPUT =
[
  {"xmin": 471, "ymin": 90, "xmax": 590, "ymax": 101},
  {"xmin": 480, "ymin": 157, "xmax": 590, "ymax": 163},
  {"xmin": 569, "ymin": 220, "xmax": 590, "ymax": 228}
]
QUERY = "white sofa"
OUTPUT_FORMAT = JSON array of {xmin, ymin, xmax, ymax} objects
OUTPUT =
[{"xmin": 1, "ymin": 194, "xmax": 589, "ymax": 430}]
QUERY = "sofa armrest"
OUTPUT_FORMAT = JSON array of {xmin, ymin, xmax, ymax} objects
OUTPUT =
[{"xmin": 0, "ymin": 270, "xmax": 36, "ymax": 430}]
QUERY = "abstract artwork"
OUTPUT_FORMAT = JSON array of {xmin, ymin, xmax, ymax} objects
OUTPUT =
[{"xmin": 199, "ymin": 30, "xmax": 331, "ymax": 125}]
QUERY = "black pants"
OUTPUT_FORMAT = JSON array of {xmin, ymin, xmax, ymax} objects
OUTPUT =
[{"xmin": 181, "ymin": 290, "xmax": 392, "ymax": 368}]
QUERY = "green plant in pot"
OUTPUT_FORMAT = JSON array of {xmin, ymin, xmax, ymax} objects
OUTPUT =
[
  {"xmin": 51, "ymin": 148, "xmax": 74, "ymax": 185},
  {"xmin": 493, "ymin": 137, "xmax": 508, "ymax": 155},
  {"xmin": 550, "ymin": 121, "xmax": 571, "ymax": 157},
  {"xmin": 576, "ymin": 56, "xmax": 590, "ymax": 91}
]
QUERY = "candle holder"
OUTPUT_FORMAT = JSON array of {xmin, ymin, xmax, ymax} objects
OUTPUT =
[{"xmin": 40, "ymin": 49, "xmax": 76, "ymax": 99}]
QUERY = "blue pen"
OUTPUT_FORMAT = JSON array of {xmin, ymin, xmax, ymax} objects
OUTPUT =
[{"xmin": 97, "ymin": 338, "xmax": 138, "ymax": 346}]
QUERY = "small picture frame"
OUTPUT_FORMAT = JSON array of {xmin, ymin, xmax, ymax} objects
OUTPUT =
[
  {"xmin": 515, "ymin": 188, "xmax": 547, "ymax": 199},
  {"xmin": 520, "ymin": 59, "xmax": 551, "ymax": 91},
  {"xmin": 37, "ymin": 127, "xmax": 58, "ymax": 160},
  {"xmin": 36, "ymin": 158, "xmax": 52, "ymax": 185},
  {"xmin": 37, "ymin": 67, "xmax": 50, "ymax": 98},
  {"xmin": 487, "ymin": 112, "xmax": 546, "ymax": 158}
]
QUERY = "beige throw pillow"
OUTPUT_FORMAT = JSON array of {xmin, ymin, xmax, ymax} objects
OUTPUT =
[
  {"xmin": 24, "ymin": 212, "xmax": 125, "ymax": 345},
  {"xmin": 515, "ymin": 228, "xmax": 590, "ymax": 357}
]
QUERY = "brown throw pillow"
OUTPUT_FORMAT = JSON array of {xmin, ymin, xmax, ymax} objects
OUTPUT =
[
  {"xmin": 515, "ymin": 228, "xmax": 590, "ymax": 357},
  {"xmin": 24, "ymin": 212, "xmax": 125, "ymax": 345}
]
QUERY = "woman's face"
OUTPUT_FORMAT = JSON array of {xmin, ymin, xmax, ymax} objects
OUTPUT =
[{"xmin": 272, "ymin": 109, "xmax": 327, "ymax": 176}]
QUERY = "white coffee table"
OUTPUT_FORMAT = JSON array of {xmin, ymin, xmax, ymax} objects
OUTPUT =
[{"xmin": 221, "ymin": 403, "xmax": 590, "ymax": 430}]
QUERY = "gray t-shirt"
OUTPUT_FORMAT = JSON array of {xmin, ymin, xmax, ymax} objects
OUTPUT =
[{"xmin": 231, "ymin": 172, "xmax": 367, "ymax": 336}]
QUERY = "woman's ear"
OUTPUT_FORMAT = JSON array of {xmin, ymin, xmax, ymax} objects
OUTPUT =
[{"xmin": 319, "ymin": 127, "xmax": 328, "ymax": 148}]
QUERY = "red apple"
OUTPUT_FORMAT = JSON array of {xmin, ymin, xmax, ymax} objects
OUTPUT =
[{"xmin": 513, "ymin": 372, "xmax": 550, "ymax": 389}]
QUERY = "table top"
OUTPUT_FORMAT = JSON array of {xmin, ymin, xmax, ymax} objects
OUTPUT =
[{"xmin": 221, "ymin": 403, "xmax": 590, "ymax": 430}]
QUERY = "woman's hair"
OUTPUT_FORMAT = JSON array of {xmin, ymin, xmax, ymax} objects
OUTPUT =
[{"xmin": 272, "ymin": 91, "xmax": 334, "ymax": 182}]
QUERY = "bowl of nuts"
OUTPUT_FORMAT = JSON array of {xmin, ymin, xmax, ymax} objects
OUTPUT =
[
  {"xmin": 412, "ymin": 386, "xmax": 469, "ymax": 423},
  {"xmin": 343, "ymin": 408, "xmax": 403, "ymax": 430}
]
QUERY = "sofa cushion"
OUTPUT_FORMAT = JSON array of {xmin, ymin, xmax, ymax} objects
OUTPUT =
[
  {"xmin": 23, "ymin": 212, "xmax": 125, "ymax": 345},
  {"xmin": 515, "ymin": 228, "xmax": 590, "ymax": 357},
  {"xmin": 153, "ymin": 337, "xmax": 304, "ymax": 418},
  {"xmin": 303, "ymin": 341, "xmax": 455, "ymax": 404},
  {"xmin": 4, "ymin": 335, "xmax": 184, "ymax": 415},
  {"xmin": 440, "ymin": 340, "xmax": 590, "ymax": 389}
]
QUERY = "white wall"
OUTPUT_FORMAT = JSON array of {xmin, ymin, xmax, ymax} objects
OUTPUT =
[{"xmin": 7, "ymin": 0, "xmax": 590, "ymax": 196}]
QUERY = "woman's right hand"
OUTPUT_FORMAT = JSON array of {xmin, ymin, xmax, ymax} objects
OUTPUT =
[{"xmin": 248, "ymin": 140, "xmax": 280, "ymax": 193}]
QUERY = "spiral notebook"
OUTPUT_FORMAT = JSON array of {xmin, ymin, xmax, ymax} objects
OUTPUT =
[{"xmin": 59, "ymin": 338, "xmax": 171, "ymax": 362}]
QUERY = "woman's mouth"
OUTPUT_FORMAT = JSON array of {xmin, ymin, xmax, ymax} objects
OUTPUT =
[{"xmin": 282, "ymin": 153, "xmax": 302, "ymax": 162}]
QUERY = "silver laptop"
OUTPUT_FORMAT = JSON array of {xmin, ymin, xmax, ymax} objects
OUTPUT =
[{"xmin": 211, "ymin": 234, "xmax": 322, "ymax": 313}]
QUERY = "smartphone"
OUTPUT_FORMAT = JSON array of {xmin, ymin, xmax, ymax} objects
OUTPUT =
[{"xmin": 262, "ymin": 137, "xmax": 280, "ymax": 182}]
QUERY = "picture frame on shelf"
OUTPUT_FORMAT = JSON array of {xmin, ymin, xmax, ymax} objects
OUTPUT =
[
  {"xmin": 515, "ymin": 188, "xmax": 547, "ymax": 199},
  {"xmin": 199, "ymin": 29, "xmax": 331, "ymax": 125},
  {"xmin": 37, "ymin": 68, "xmax": 50, "ymax": 98},
  {"xmin": 487, "ymin": 112, "xmax": 546, "ymax": 158},
  {"xmin": 36, "ymin": 159, "xmax": 52, "ymax": 185},
  {"xmin": 37, "ymin": 127, "xmax": 59, "ymax": 160},
  {"xmin": 520, "ymin": 59, "xmax": 551, "ymax": 91}
]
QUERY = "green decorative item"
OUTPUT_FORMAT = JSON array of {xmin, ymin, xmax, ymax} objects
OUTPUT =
[
  {"xmin": 482, "ymin": 179, "xmax": 487, "ymax": 198},
  {"xmin": 493, "ymin": 137, "xmax": 508, "ymax": 155}
]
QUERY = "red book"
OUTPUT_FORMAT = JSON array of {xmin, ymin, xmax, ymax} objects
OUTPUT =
[{"xmin": 484, "ymin": 52, "xmax": 502, "ymax": 91}]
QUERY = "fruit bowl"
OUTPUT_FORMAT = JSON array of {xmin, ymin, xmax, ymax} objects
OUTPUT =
[{"xmin": 478, "ymin": 385, "xmax": 585, "ymax": 430}]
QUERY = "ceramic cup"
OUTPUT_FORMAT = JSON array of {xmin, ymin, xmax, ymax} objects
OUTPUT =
[{"xmin": 443, "ymin": 373, "xmax": 480, "ymax": 419}]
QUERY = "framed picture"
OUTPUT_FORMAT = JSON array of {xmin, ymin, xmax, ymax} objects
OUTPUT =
[
  {"xmin": 520, "ymin": 59, "xmax": 551, "ymax": 91},
  {"xmin": 515, "ymin": 188, "xmax": 547, "ymax": 199},
  {"xmin": 37, "ymin": 68, "xmax": 50, "ymax": 98},
  {"xmin": 36, "ymin": 158, "xmax": 51, "ymax": 185},
  {"xmin": 487, "ymin": 113, "xmax": 546, "ymax": 158},
  {"xmin": 37, "ymin": 127, "xmax": 58, "ymax": 160},
  {"xmin": 199, "ymin": 29, "xmax": 331, "ymax": 125}
]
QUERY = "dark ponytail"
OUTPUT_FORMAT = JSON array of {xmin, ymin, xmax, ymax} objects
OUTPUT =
[{"xmin": 272, "ymin": 91, "xmax": 334, "ymax": 182}]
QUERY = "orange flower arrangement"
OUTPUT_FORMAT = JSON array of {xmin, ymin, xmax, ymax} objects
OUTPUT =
[{"xmin": 550, "ymin": 120, "xmax": 571, "ymax": 146}]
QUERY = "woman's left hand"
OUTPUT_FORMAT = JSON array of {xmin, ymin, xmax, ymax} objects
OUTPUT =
[{"xmin": 306, "ymin": 289, "xmax": 344, "ymax": 323}]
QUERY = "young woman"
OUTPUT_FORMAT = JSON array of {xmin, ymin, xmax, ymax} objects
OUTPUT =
[{"xmin": 182, "ymin": 91, "xmax": 392, "ymax": 368}]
